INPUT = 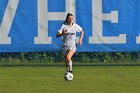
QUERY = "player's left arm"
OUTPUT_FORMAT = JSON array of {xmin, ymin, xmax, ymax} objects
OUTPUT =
[
  {"xmin": 76, "ymin": 24, "xmax": 84, "ymax": 45},
  {"xmin": 79, "ymin": 30, "xmax": 84, "ymax": 46}
]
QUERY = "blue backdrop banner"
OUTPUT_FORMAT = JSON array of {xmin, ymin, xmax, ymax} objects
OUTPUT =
[{"xmin": 0, "ymin": 0, "xmax": 140, "ymax": 52}]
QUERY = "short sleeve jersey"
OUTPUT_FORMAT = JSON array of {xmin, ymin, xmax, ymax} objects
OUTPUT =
[{"xmin": 58, "ymin": 23, "xmax": 83, "ymax": 45}]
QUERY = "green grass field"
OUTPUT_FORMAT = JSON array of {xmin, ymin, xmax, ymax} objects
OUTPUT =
[{"xmin": 0, "ymin": 66, "xmax": 140, "ymax": 93}]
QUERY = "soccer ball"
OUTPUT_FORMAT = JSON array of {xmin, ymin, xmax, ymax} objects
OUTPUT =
[{"xmin": 64, "ymin": 72, "xmax": 73, "ymax": 81}]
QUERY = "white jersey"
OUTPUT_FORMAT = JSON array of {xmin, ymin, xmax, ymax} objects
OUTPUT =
[{"xmin": 58, "ymin": 23, "xmax": 83, "ymax": 45}]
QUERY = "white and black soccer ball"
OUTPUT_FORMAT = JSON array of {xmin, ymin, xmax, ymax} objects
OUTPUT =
[{"xmin": 64, "ymin": 72, "xmax": 73, "ymax": 81}]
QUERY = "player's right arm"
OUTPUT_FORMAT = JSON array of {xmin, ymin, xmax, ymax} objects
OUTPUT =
[
  {"xmin": 56, "ymin": 32, "xmax": 63, "ymax": 38},
  {"xmin": 56, "ymin": 24, "xmax": 67, "ymax": 38},
  {"xmin": 56, "ymin": 31, "xmax": 68, "ymax": 38}
]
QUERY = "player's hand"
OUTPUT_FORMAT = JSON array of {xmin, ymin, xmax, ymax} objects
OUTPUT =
[
  {"xmin": 62, "ymin": 30, "xmax": 68, "ymax": 36},
  {"xmin": 78, "ymin": 39, "xmax": 82, "ymax": 46}
]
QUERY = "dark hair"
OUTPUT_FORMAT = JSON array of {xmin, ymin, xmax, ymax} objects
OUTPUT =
[{"xmin": 63, "ymin": 13, "xmax": 73, "ymax": 24}]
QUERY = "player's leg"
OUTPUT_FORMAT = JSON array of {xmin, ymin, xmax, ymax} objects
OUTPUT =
[
  {"xmin": 64, "ymin": 55, "xmax": 69, "ymax": 71},
  {"xmin": 66, "ymin": 50, "xmax": 75, "ymax": 73},
  {"xmin": 61, "ymin": 44, "xmax": 69, "ymax": 71}
]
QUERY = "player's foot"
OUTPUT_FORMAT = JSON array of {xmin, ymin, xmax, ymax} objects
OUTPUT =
[
  {"xmin": 69, "ymin": 70, "xmax": 73, "ymax": 73},
  {"xmin": 67, "ymin": 70, "xmax": 72, "ymax": 73}
]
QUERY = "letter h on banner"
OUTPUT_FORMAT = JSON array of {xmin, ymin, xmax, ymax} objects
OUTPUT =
[{"xmin": 35, "ymin": 0, "xmax": 76, "ymax": 44}]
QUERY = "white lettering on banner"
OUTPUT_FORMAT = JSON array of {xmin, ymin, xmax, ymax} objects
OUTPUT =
[
  {"xmin": 0, "ymin": 0, "xmax": 19, "ymax": 44},
  {"xmin": 89, "ymin": 0, "xmax": 126, "ymax": 44},
  {"xmin": 35, "ymin": 0, "xmax": 76, "ymax": 44}
]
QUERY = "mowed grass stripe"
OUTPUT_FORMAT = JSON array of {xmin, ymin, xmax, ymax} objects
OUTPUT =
[{"xmin": 0, "ymin": 66, "xmax": 140, "ymax": 93}]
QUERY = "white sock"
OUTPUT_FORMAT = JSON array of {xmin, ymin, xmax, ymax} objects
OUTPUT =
[{"xmin": 69, "ymin": 61, "xmax": 72, "ymax": 71}]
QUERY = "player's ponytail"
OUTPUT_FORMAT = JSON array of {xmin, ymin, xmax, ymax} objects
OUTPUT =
[{"xmin": 63, "ymin": 13, "xmax": 73, "ymax": 24}]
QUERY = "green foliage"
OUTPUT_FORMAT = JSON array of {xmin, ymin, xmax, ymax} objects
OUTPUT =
[{"xmin": 0, "ymin": 52, "xmax": 140, "ymax": 64}]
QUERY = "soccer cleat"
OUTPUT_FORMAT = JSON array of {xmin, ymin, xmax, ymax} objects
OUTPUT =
[
  {"xmin": 66, "ymin": 69, "xmax": 72, "ymax": 73},
  {"xmin": 69, "ymin": 70, "xmax": 73, "ymax": 73}
]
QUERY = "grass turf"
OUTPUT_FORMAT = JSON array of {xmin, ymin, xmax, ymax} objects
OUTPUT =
[{"xmin": 0, "ymin": 66, "xmax": 140, "ymax": 93}]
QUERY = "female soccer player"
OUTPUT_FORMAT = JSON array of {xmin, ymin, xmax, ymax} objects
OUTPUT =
[{"xmin": 56, "ymin": 13, "xmax": 84, "ymax": 73}]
